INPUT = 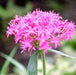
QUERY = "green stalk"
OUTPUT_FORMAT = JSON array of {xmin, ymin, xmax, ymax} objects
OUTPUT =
[{"xmin": 42, "ymin": 51, "xmax": 46, "ymax": 75}]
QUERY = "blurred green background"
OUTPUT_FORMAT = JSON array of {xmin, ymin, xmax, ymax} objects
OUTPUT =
[{"xmin": 0, "ymin": 0, "xmax": 76, "ymax": 75}]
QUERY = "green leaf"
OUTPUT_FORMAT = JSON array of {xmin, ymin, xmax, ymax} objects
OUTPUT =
[
  {"xmin": 27, "ymin": 51, "xmax": 40, "ymax": 75},
  {"xmin": 48, "ymin": 49, "xmax": 76, "ymax": 59},
  {"xmin": 0, "ymin": 46, "xmax": 17, "ymax": 74},
  {"xmin": 13, "ymin": 67, "xmax": 24, "ymax": 75},
  {"xmin": 0, "ymin": 52, "xmax": 28, "ymax": 75}
]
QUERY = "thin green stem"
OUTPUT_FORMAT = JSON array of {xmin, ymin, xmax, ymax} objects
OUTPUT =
[{"xmin": 42, "ymin": 51, "xmax": 46, "ymax": 75}]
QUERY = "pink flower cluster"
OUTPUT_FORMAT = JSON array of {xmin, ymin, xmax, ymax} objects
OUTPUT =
[{"xmin": 6, "ymin": 10, "xmax": 76, "ymax": 53}]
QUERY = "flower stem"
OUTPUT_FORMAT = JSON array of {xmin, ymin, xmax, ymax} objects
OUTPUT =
[{"xmin": 42, "ymin": 51, "xmax": 46, "ymax": 75}]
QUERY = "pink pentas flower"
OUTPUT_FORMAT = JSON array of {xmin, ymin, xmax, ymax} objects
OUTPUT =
[{"xmin": 6, "ymin": 9, "xmax": 76, "ymax": 54}]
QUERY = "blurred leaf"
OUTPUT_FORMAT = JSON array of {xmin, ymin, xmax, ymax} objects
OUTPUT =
[
  {"xmin": 27, "ymin": 51, "xmax": 38, "ymax": 75},
  {"xmin": 27, "ymin": 51, "xmax": 42, "ymax": 75},
  {"xmin": 48, "ymin": 49, "xmax": 76, "ymax": 59},
  {"xmin": 13, "ymin": 67, "xmax": 24, "ymax": 75},
  {"xmin": 62, "ymin": 36, "xmax": 76, "ymax": 51},
  {"xmin": 0, "ymin": 46, "xmax": 18, "ymax": 74},
  {"xmin": 0, "ymin": 52, "xmax": 28, "ymax": 75}
]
